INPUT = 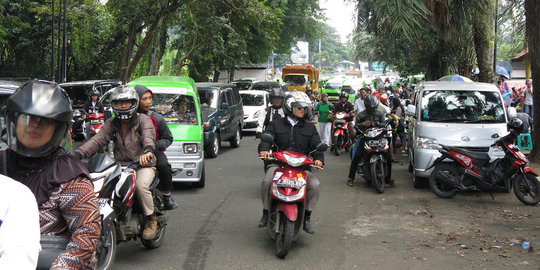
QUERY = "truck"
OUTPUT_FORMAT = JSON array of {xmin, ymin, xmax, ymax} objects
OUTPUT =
[{"xmin": 281, "ymin": 64, "xmax": 319, "ymax": 93}]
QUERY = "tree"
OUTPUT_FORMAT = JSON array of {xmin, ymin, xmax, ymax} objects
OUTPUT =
[{"xmin": 525, "ymin": 0, "xmax": 540, "ymax": 162}]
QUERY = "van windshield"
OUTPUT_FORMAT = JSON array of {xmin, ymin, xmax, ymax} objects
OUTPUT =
[
  {"xmin": 152, "ymin": 94, "xmax": 198, "ymax": 125},
  {"xmin": 325, "ymin": 82, "xmax": 341, "ymax": 90},
  {"xmin": 421, "ymin": 90, "xmax": 505, "ymax": 123},
  {"xmin": 283, "ymin": 75, "xmax": 307, "ymax": 86}
]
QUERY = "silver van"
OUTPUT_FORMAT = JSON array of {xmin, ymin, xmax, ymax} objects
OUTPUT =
[{"xmin": 406, "ymin": 81, "xmax": 508, "ymax": 188}]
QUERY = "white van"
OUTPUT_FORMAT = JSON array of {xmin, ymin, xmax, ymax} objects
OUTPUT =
[{"xmin": 406, "ymin": 81, "xmax": 508, "ymax": 188}]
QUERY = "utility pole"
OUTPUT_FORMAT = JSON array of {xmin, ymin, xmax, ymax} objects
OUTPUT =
[
  {"xmin": 494, "ymin": 0, "xmax": 498, "ymax": 74},
  {"xmin": 318, "ymin": 39, "xmax": 322, "ymax": 71},
  {"xmin": 51, "ymin": 0, "xmax": 55, "ymax": 82},
  {"xmin": 57, "ymin": 0, "xmax": 61, "ymax": 82},
  {"xmin": 62, "ymin": 0, "xmax": 67, "ymax": 82}
]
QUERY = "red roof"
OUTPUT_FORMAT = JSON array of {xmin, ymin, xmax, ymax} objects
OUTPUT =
[{"xmin": 511, "ymin": 48, "xmax": 529, "ymax": 61}]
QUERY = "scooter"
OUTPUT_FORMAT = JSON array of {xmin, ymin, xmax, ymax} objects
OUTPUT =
[
  {"xmin": 259, "ymin": 133, "xmax": 326, "ymax": 259},
  {"xmin": 87, "ymin": 153, "xmax": 168, "ymax": 269},
  {"xmin": 355, "ymin": 119, "xmax": 393, "ymax": 193},
  {"xmin": 427, "ymin": 129, "xmax": 540, "ymax": 205},
  {"xmin": 332, "ymin": 112, "xmax": 353, "ymax": 156},
  {"xmin": 87, "ymin": 109, "xmax": 105, "ymax": 138}
]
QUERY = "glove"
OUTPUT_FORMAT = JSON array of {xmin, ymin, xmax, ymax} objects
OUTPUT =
[
  {"xmin": 255, "ymin": 132, "xmax": 261, "ymax": 139},
  {"xmin": 73, "ymin": 152, "xmax": 83, "ymax": 160}
]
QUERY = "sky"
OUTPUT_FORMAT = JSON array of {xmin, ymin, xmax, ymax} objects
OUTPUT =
[{"xmin": 319, "ymin": 0, "xmax": 357, "ymax": 43}]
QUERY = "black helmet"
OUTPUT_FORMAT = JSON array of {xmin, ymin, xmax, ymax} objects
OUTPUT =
[
  {"xmin": 283, "ymin": 91, "xmax": 312, "ymax": 119},
  {"xmin": 507, "ymin": 118, "xmax": 524, "ymax": 132},
  {"xmin": 89, "ymin": 89, "xmax": 100, "ymax": 97},
  {"xmin": 339, "ymin": 91, "xmax": 349, "ymax": 101},
  {"xmin": 269, "ymin": 87, "xmax": 286, "ymax": 99},
  {"xmin": 6, "ymin": 79, "xmax": 72, "ymax": 157},
  {"xmin": 364, "ymin": 95, "xmax": 380, "ymax": 114},
  {"xmin": 110, "ymin": 85, "xmax": 139, "ymax": 120}
]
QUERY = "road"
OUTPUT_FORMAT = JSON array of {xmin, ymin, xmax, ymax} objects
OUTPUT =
[{"xmin": 94, "ymin": 133, "xmax": 540, "ymax": 270}]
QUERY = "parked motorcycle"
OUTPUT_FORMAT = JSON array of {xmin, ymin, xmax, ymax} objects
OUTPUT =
[
  {"xmin": 427, "ymin": 128, "xmax": 540, "ymax": 205},
  {"xmin": 259, "ymin": 133, "xmax": 326, "ymax": 259},
  {"xmin": 87, "ymin": 153, "xmax": 168, "ymax": 269},
  {"xmin": 355, "ymin": 119, "xmax": 393, "ymax": 193},
  {"xmin": 332, "ymin": 112, "xmax": 353, "ymax": 156},
  {"xmin": 87, "ymin": 109, "xmax": 105, "ymax": 138}
]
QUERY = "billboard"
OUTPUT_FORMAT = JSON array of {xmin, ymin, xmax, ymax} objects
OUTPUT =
[{"xmin": 291, "ymin": 41, "xmax": 309, "ymax": 64}]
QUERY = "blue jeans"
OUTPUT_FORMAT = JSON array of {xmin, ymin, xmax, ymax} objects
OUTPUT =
[{"xmin": 524, "ymin": 104, "xmax": 534, "ymax": 118}]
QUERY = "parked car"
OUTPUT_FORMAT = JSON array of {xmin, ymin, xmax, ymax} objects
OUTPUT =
[
  {"xmin": 239, "ymin": 90, "xmax": 269, "ymax": 132},
  {"xmin": 196, "ymin": 83, "xmax": 244, "ymax": 158},
  {"xmin": 124, "ymin": 76, "xmax": 206, "ymax": 187},
  {"xmin": 406, "ymin": 81, "xmax": 508, "ymax": 188}
]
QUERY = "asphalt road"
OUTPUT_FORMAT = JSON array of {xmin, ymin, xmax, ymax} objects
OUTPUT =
[{"xmin": 93, "ymin": 133, "xmax": 540, "ymax": 270}]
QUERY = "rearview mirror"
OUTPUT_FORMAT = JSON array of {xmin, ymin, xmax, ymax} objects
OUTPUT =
[{"xmin": 260, "ymin": 133, "xmax": 274, "ymax": 143}]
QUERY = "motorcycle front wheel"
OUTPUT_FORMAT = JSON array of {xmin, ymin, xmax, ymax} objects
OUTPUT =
[
  {"xmin": 334, "ymin": 136, "xmax": 343, "ymax": 156},
  {"xmin": 275, "ymin": 213, "xmax": 294, "ymax": 259},
  {"xmin": 429, "ymin": 164, "xmax": 458, "ymax": 198},
  {"xmin": 96, "ymin": 225, "xmax": 117, "ymax": 270},
  {"xmin": 513, "ymin": 173, "xmax": 540, "ymax": 205},
  {"xmin": 371, "ymin": 160, "xmax": 385, "ymax": 193}
]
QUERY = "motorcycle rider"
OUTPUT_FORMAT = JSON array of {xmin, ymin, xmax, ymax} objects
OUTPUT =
[
  {"xmin": 256, "ymin": 87, "xmax": 286, "ymax": 138},
  {"xmin": 347, "ymin": 95, "xmax": 394, "ymax": 187},
  {"xmin": 75, "ymin": 85, "xmax": 159, "ymax": 240},
  {"xmin": 1, "ymin": 80, "xmax": 101, "ymax": 269},
  {"xmin": 82, "ymin": 89, "xmax": 106, "ymax": 139},
  {"xmin": 135, "ymin": 84, "xmax": 178, "ymax": 210},
  {"xmin": 258, "ymin": 92, "xmax": 324, "ymax": 234},
  {"xmin": 330, "ymin": 91, "xmax": 355, "ymax": 149}
]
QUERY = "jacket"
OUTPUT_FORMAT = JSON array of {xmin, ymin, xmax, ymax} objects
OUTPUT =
[
  {"xmin": 258, "ymin": 117, "xmax": 324, "ymax": 163},
  {"xmin": 355, "ymin": 105, "xmax": 387, "ymax": 131},
  {"xmin": 82, "ymin": 100, "xmax": 104, "ymax": 114},
  {"xmin": 257, "ymin": 107, "xmax": 285, "ymax": 133},
  {"xmin": 76, "ymin": 114, "xmax": 156, "ymax": 166},
  {"xmin": 145, "ymin": 110, "xmax": 173, "ymax": 151}
]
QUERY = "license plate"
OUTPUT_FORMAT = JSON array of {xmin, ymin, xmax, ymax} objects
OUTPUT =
[
  {"xmin": 276, "ymin": 178, "xmax": 305, "ymax": 189},
  {"xmin": 91, "ymin": 120, "xmax": 102, "ymax": 124}
]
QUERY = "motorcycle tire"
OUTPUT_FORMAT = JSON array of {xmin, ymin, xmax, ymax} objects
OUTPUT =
[
  {"xmin": 334, "ymin": 136, "xmax": 343, "ymax": 156},
  {"xmin": 142, "ymin": 191, "xmax": 167, "ymax": 249},
  {"xmin": 371, "ymin": 160, "xmax": 385, "ymax": 194},
  {"xmin": 96, "ymin": 225, "xmax": 117, "ymax": 270},
  {"xmin": 513, "ymin": 173, "xmax": 540, "ymax": 206},
  {"xmin": 275, "ymin": 213, "xmax": 294, "ymax": 259},
  {"xmin": 429, "ymin": 164, "xmax": 458, "ymax": 198}
]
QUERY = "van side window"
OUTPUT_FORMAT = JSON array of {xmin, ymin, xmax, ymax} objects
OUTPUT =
[
  {"xmin": 220, "ymin": 91, "xmax": 228, "ymax": 106},
  {"xmin": 232, "ymin": 89, "xmax": 241, "ymax": 104},
  {"xmin": 225, "ymin": 90, "xmax": 235, "ymax": 105}
]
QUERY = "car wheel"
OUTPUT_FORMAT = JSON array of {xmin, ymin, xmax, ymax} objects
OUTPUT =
[
  {"xmin": 229, "ymin": 126, "xmax": 241, "ymax": 148},
  {"xmin": 205, "ymin": 133, "xmax": 220, "ymax": 158}
]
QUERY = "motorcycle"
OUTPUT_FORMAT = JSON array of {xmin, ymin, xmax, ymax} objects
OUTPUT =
[
  {"xmin": 259, "ymin": 133, "xmax": 326, "ymax": 259},
  {"xmin": 332, "ymin": 112, "xmax": 353, "ymax": 156},
  {"xmin": 427, "ymin": 129, "xmax": 540, "ymax": 205},
  {"xmin": 87, "ymin": 109, "xmax": 105, "ymax": 138},
  {"xmin": 87, "ymin": 153, "xmax": 168, "ymax": 269},
  {"xmin": 71, "ymin": 109, "xmax": 87, "ymax": 141},
  {"xmin": 355, "ymin": 119, "xmax": 393, "ymax": 193}
]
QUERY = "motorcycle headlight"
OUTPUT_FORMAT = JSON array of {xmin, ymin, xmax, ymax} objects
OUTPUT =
[
  {"xmin": 73, "ymin": 110, "xmax": 81, "ymax": 117},
  {"xmin": 283, "ymin": 153, "xmax": 307, "ymax": 167},
  {"xmin": 416, "ymin": 137, "xmax": 438, "ymax": 149},
  {"xmin": 183, "ymin": 143, "xmax": 199, "ymax": 154}
]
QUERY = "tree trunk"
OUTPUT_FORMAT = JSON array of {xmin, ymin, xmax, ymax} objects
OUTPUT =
[
  {"xmin": 119, "ymin": 21, "xmax": 139, "ymax": 83},
  {"xmin": 525, "ymin": 0, "xmax": 540, "ymax": 162},
  {"xmin": 473, "ymin": 0, "xmax": 496, "ymax": 83}
]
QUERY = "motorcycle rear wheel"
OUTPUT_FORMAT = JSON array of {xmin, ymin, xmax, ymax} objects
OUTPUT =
[
  {"xmin": 429, "ymin": 164, "xmax": 458, "ymax": 198},
  {"xmin": 513, "ymin": 173, "xmax": 540, "ymax": 205},
  {"xmin": 275, "ymin": 213, "xmax": 294, "ymax": 259},
  {"xmin": 96, "ymin": 225, "xmax": 117, "ymax": 270},
  {"xmin": 371, "ymin": 160, "xmax": 385, "ymax": 193}
]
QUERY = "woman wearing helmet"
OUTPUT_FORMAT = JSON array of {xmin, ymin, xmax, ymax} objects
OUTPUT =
[
  {"xmin": 258, "ymin": 91, "xmax": 324, "ymax": 234},
  {"xmin": 0, "ymin": 80, "xmax": 101, "ymax": 269},
  {"xmin": 75, "ymin": 85, "xmax": 159, "ymax": 240}
]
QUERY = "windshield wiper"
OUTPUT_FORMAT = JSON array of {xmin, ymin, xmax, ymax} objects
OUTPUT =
[
  {"xmin": 466, "ymin": 119, "xmax": 502, "ymax": 123},
  {"xmin": 429, "ymin": 118, "xmax": 466, "ymax": 123}
]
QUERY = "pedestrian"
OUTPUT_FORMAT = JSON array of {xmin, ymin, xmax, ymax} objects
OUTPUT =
[
  {"xmin": 522, "ymin": 79, "xmax": 534, "ymax": 118},
  {"xmin": 315, "ymin": 94, "xmax": 332, "ymax": 146},
  {"xmin": 499, "ymin": 77, "xmax": 512, "ymax": 107}
]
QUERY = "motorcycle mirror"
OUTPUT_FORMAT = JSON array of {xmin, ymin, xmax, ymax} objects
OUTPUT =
[
  {"xmin": 260, "ymin": 133, "xmax": 274, "ymax": 144},
  {"xmin": 316, "ymin": 143, "xmax": 328, "ymax": 152}
]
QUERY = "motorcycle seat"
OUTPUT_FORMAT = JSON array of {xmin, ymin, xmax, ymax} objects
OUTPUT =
[{"xmin": 442, "ymin": 145, "xmax": 490, "ymax": 161}]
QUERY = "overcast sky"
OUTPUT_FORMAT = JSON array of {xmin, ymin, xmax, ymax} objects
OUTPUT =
[{"xmin": 320, "ymin": 0, "xmax": 356, "ymax": 43}]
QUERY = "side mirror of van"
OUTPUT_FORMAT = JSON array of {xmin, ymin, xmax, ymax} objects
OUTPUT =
[
  {"xmin": 406, "ymin": 104, "xmax": 416, "ymax": 118},
  {"xmin": 220, "ymin": 102, "xmax": 229, "ymax": 109}
]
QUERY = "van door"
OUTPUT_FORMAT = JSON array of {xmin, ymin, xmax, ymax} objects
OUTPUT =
[{"xmin": 218, "ymin": 90, "xmax": 232, "ymax": 139}]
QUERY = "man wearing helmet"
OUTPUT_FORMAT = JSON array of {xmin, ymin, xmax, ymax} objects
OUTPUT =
[
  {"xmin": 256, "ymin": 87, "xmax": 286, "ymax": 138},
  {"xmin": 330, "ymin": 91, "xmax": 355, "ymax": 149},
  {"xmin": 1, "ymin": 80, "xmax": 101, "ymax": 269},
  {"xmin": 258, "ymin": 92, "xmax": 324, "ymax": 234},
  {"xmin": 82, "ymin": 89, "xmax": 105, "ymax": 139},
  {"xmin": 75, "ymin": 85, "xmax": 159, "ymax": 240},
  {"xmin": 347, "ymin": 95, "xmax": 394, "ymax": 187}
]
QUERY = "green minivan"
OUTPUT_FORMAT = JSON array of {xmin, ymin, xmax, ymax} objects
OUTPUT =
[{"xmin": 120, "ymin": 76, "xmax": 205, "ymax": 187}]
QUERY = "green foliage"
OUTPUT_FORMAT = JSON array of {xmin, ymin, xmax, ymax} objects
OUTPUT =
[{"xmin": 311, "ymin": 25, "xmax": 351, "ymax": 68}]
